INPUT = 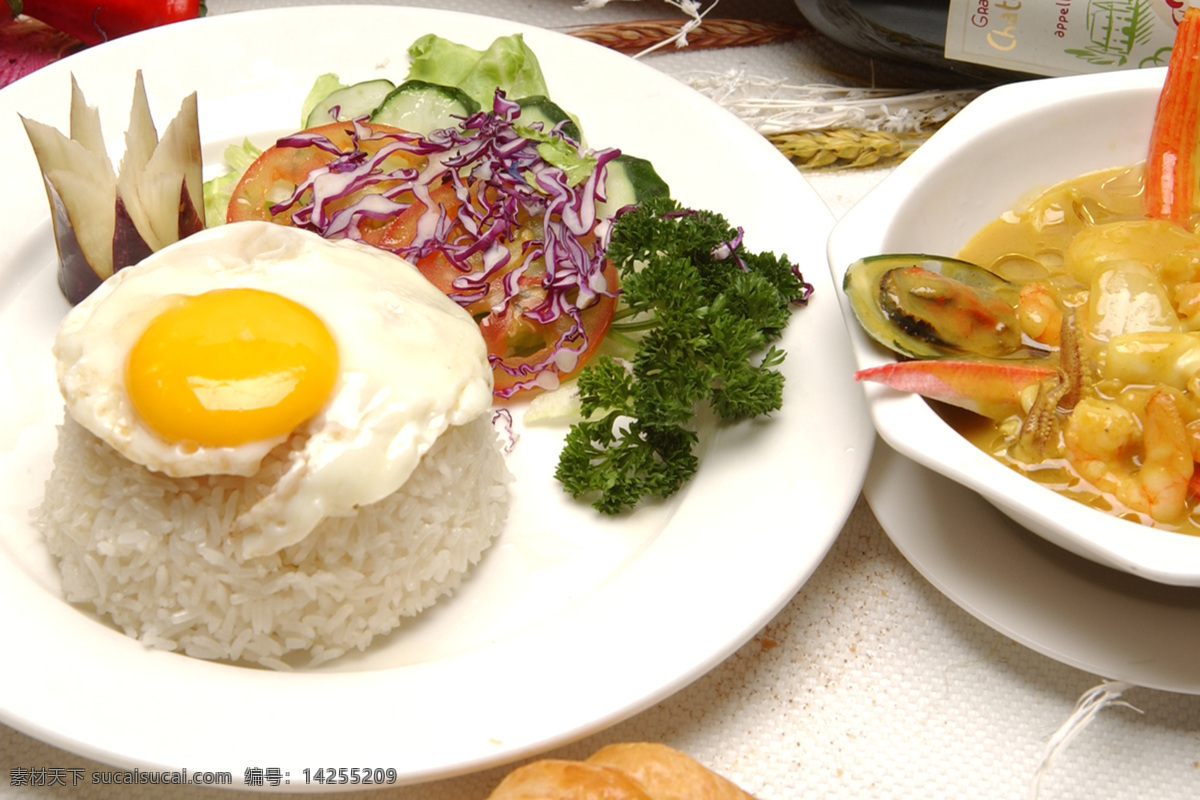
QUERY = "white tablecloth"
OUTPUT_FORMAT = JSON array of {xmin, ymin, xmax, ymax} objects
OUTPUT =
[{"xmin": 3, "ymin": 2, "xmax": 1198, "ymax": 798}]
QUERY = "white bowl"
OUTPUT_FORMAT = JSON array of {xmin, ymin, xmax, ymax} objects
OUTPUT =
[{"xmin": 828, "ymin": 67, "xmax": 1200, "ymax": 587}]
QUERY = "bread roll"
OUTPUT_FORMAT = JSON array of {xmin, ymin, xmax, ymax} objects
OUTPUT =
[
  {"xmin": 484, "ymin": 759, "xmax": 654, "ymax": 799},
  {"xmin": 587, "ymin": 743, "xmax": 756, "ymax": 800},
  {"xmin": 485, "ymin": 742, "xmax": 757, "ymax": 800}
]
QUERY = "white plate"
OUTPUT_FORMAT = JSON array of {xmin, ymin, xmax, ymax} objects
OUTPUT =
[
  {"xmin": 0, "ymin": 6, "xmax": 872, "ymax": 787},
  {"xmin": 865, "ymin": 441, "xmax": 1200, "ymax": 695}
]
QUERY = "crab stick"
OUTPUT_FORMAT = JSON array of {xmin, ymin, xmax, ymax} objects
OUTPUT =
[
  {"xmin": 855, "ymin": 359, "xmax": 1057, "ymax": 421},
  {"xmin": 1145, "ymin": 0, "xmax": 1200, "ymax": 225}
]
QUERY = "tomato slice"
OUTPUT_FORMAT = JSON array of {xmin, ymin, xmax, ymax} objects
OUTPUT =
[
  {"xmin": 227, "ymin": 122, "xmax": 616, "ymax": 400},
  {"xmin": 480, "ymin": 265, "xmax": 618, "ymax": 399},
  {"xmin": 367, "ymin": 180, "xmax": 618, "ymax": 399},
  {"xmin": 226, "ymin": 121, "xmax": 424, "ymax": 228}
]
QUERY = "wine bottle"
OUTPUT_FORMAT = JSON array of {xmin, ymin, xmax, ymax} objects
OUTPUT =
[{"xmin": 793, "ymin": 0, "xmax": 1184, "ymax": 86}]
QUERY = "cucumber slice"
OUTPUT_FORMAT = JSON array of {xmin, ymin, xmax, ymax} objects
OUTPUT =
[
  {"xmin": 370, "ymin": 80, "xmax": 480, "ymax": 135},
  {"xmin": 304, "ymin": 79, "xmax": 395, "ymax": 128},
  {"xmin": 598, "ymin": 154, "xmax": 670, "ymax": 219},
  {"xmin": 515, "ymin": 95, "xmax": 582, "ymax": 142}
]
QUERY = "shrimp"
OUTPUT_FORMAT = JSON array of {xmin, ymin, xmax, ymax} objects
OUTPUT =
[
  {"xmin": 1017, "ymin": 280, "xmax": 1062, "ymax": 346},
  {"xmin": 1064, "ymin": 387, "xmax": 1195, "ymax": 523},
  {"xmin": 1063, "ymin": 396, "xmax": 1139, "ymax": 493},
  {"xmin": 1116, "ymin": 388, "xmax": 1194, "ymax": 523}
]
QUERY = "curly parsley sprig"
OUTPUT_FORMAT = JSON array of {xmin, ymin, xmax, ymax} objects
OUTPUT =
[{"xmin": 554, "ymin": 196, "xmax": 813, "ymax": 514}]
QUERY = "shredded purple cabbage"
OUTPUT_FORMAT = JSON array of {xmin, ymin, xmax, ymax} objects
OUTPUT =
[
  {"xmin": 490, "ymin": 408, "xmax": 519, "ymax": 454},
  {"xmin": 269, "ymin": 92, "xmax": 620, "ymax": 399}
]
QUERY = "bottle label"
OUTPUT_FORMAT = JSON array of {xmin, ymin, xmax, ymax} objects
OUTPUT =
[{"xmin": 945, "ymin": 0, "xmax": 1183, "ymax": 76}]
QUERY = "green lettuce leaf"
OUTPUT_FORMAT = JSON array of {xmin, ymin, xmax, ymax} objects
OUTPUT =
[
  {"xmin": 517, "ymin": 125, "xmax": 596, "ymax": 185},
  {"xmin": 201, "ymin": 138, "xmax": 263, "ymax": 226},
  {"xmin": 405, "ymin": 33, "xmax": 549, "ymax": 107},
  {"xmin": 299, "ymin": 73, "xmax": 346, "ymax": 128}
]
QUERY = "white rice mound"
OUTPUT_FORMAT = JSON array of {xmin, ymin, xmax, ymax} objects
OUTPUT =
[{"xmin": 35, "ymin": 414, "xmax": 513, "ymax": 670}]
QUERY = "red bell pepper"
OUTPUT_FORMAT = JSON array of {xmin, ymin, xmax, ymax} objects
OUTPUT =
[
  {"xmin": 4, "ymin": 0, "xmax": 204, "ymax": 47},
  {"xmin": 1145, "ymin": 1, "xmax": 1200, "ymax": 225}
]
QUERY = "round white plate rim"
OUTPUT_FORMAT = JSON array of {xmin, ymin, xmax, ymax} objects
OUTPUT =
[
  {"xmin": 864, "ymin": 440, "xmax": 1200, "ymax": 696},
  {"xmin": 0, "ymin": 6, "xmax": 873, "ymax": 787}
]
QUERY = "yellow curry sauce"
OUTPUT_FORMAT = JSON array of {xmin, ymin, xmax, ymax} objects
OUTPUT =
[{"xmin": 946, "ymin": 163, "xmax": 1200, "ymax": 536}]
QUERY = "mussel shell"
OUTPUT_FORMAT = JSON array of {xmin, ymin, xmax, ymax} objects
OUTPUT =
[{"xmin": 843, "ymin": 253, "xmax": 1022, "ymax": 359}]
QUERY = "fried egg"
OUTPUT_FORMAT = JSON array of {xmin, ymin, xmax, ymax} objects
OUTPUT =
[{"xmin": 54, "ymin": 221, "xmax": 493, "ymax": 557}]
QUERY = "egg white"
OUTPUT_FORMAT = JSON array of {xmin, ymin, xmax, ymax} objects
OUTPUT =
[{"xmin": 54, "ymin": 221, "xmax": 494, "ymax": 557}]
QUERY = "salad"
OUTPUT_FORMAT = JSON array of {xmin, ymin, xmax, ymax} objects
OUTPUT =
[{"xmin": 208, "ymin": 34, "xmax": 667, "ymax": 402}]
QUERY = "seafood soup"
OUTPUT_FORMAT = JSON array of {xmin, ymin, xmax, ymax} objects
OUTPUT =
[{"xmin": 895, "ymin": 162, "xmax": 1200, "ymax": 536}]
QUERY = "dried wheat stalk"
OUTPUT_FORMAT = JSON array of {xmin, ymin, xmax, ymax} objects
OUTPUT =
[
  {"xmin": 565, "ymin": 17, "xmax": 810, "ymax": 54},
  {"xmin": 768, "ymin": 129, "xmax": 932, "ymax": 171}
]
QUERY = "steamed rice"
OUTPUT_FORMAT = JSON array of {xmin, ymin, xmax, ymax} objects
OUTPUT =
[{"xmin": 34, "ymin": 413, "xmax": 512, "ymax": 669}]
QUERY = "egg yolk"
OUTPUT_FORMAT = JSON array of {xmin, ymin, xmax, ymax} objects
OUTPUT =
[{"xmin": 126, "ymin": 288, "xmax": 339, "ymax": 448}]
